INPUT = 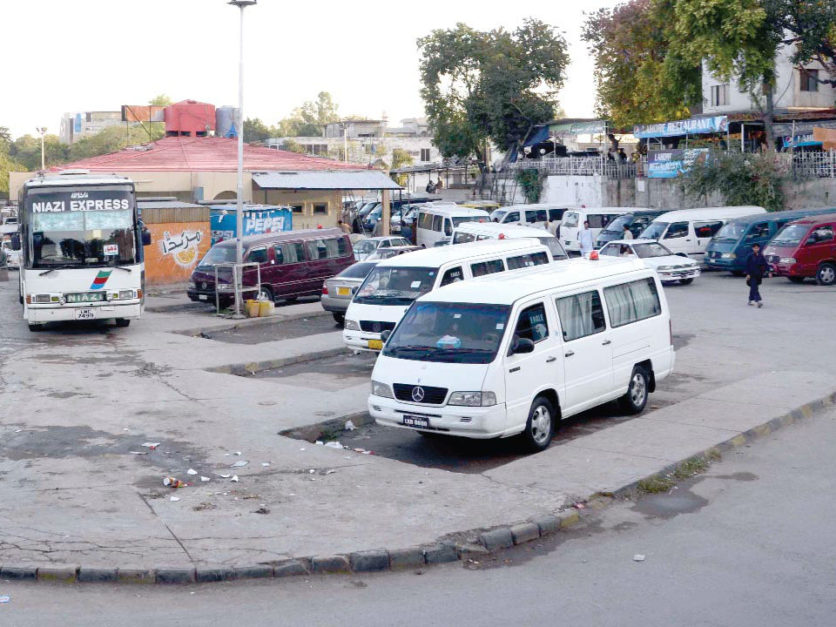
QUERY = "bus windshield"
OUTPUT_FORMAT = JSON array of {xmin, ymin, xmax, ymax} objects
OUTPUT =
[{"xmin": 26, "ymin": 188, "xmax": 137, "ymax": 269}]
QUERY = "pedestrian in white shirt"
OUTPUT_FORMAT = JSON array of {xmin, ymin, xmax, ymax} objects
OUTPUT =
[
  {"xmin": 578, "ymin": 220, "xmax": 595, "ymax": 256},
  {"xmin": 623, "ymin": 224, "xmax": 634, "ymax": 240}
]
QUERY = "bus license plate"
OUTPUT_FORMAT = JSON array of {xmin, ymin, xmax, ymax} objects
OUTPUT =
[
  {"xmin": 403, "ymin": 415, "xmax": 429, "ymax": 428},
  {"xmin": 367, "ymin": 339, "xmax": 383, "ymax": 350},
  {"xmin": 75, "ymin": 308, "xmax": 95, "ymax": 320}
]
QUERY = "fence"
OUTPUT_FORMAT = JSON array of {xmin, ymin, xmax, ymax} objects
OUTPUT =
[
  {"xmin": 791, "ymin": 150, "xmax": 836, "ymax": 179},
  {"xmin": 504, "ymin": 156, "xmax": 642, "ymax": 179}
]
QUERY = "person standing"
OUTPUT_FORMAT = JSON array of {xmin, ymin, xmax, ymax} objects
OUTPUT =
[
  {"xmin": 622, "ymin": 224, "xmax": 634, "ymax": 240},
  {"xmin": 578, "ymin": 220, "xmax": 595, "ymax": 257},
  {"xmin": 337, "ymin": 219, "xmax": 352, "ymax": 235},
  {"xmin": 745, "ymin": 242, "xmax": 770, "ymax": 308}
]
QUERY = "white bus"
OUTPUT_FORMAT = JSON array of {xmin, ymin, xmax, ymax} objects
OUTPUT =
[{"xmin": 16, "ymin": 171, "xmax": 149, "ymax": 331}]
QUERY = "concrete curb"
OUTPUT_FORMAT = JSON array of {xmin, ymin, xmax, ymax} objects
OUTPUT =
[
  {"xmin": 170, "ymin": 310, "xmax": 336, "ymax": 337},
  {"xmin": 3, "ymin": 392, "xmax": 833, "ymax": 586},
  {"xmin": 205, "ymin": 347, "xmax": 348, "ymax": 377}
]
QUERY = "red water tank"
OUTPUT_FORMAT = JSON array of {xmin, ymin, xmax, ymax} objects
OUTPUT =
[{"xmin": 164, "ymin": 100, "xmax": 216, "ymax": 137}]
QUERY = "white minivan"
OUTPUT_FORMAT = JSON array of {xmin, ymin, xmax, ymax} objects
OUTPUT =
[
  {"xmin": 368, "ymin": 257, "xmax": 675, "ymax": 452},
  {"xmin": 450, "ymin": 222, "xmax": 568, "ymax": 259},
  {"xmin": 561, "ymin": 207, "xmax": 640, "ymax": 254},
  {"xmin": 415, "ymin": 204, "xmax": 490, "ymax": 248},
  {"xmin": 638, "ymin": 206, "xmax": 766, "ymax": 262},
  {"xmin": 343, "ymin": 239, "xmax": 554, "ymax": 352},
  {"xmin": 495, "ymin": 204, "xmax": 574, "ymax": 233}
]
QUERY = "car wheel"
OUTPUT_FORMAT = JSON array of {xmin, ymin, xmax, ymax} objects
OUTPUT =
[
  {"xmin": 679, "ymin": 278, "xmax": 694, "ymax": 285},
  {"xmin": 28, "ymin": 323, "xmax": 44, "ymax": 332},
  {"xmin": 788, "ymin": 276, "xmax": 805, "ymax": 284},
  {"xmin": 257, "ymin": 285, "xmax": 274, "ymax": 302},
  {"xmin": 619, "ymin": 366, "xmax": 649, "ymax": 414},
  {"xmin": 731, "ymin": 271, "xmax": 745, "ymax": 277},
  {"xmin": 332, "ymin": 312, "xmax": 345, "ymax": 326},
  {"xmin": 521, "ymin": 396, "xmax": 555, "ymax": 453},
  {"xmin": 816, "ymin": 262, "xmax": 836, "ymax": 286},
  {"xmin": 114, "ymin": 318, "xmax": 131, "ymax": 328}
]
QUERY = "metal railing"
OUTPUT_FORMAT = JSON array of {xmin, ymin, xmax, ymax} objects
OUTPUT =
[
  {"xmin": 504, "ymin": 156, "xmax": 642, "ymax": 179},
  {"xmin": 791, "ymin": 150, "xmax": 836, "ymax": 179},
  {"xmin": 213, "ymin": 262, "xmax": 262, "ymax": 316}
]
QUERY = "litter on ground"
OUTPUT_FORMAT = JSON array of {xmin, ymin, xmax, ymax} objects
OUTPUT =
[
  {"xmin": 633, "ymin": 554, "xmax": 646, "ymax": 562},
  {"xmin": 344, "ymin": 420, "xmax": 356, "ymax": 431},
  {"xmin": 186, "ymin": 468, "xmax": 198, "ymax": 476}
]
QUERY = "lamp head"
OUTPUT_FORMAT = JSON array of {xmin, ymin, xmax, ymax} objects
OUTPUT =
[{"xmin": 228, "ymin": 0, "xmax": 257, "ymax": 6}]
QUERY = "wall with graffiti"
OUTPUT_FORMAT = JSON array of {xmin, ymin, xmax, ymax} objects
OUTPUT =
[{"xmin": 144, "ymin": 221, "xmax": 210, "ymax": 285}]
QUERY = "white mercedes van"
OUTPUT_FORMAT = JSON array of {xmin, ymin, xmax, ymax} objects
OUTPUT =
[
  {"xmin": 368, "ymin": 257, "xmax": 675, "ymax": 452},
  {"xmin": 343, "ymin": 239, "xmax": 554, "ymax": 352},
  {"xmin": 561, "ymin": 207, "xmax": 638, "ymax": 254},
  {"xmin": 415, "ymin": 204, "xmax": 490, "ymax": 247},
  {"xmin": 638, "ymin": 206, "xmax": 766, "ymax": 262}
]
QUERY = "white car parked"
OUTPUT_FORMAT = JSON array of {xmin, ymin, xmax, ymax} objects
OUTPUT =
[{"xmin": 599, "ymin": 239, "xmax": 701, "ymax": 285}]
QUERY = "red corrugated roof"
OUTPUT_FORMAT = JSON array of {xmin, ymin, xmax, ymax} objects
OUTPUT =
[{"xmin": 50, "ymin": 136, "xmax": 366, "ymax": 173}]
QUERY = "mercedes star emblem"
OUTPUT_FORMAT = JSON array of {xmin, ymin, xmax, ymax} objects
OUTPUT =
[{"xmin": 411, "ymin": 386, "xmax": 426, "ymax": 403}]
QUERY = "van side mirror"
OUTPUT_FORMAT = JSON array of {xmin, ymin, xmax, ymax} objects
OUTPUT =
[
  {"xmin": 675, "ymin": 252, "xmax": 688, "ymax": 258},
  {"xmin": 510, "ymin": 336, "xmax": 535, "ymax": 355},
  {"xmin": 10, "ymin": 234, "xmax": 21, "ymax": 250},
  {"xmin": 141, "ymin": 230, "xmax": 152, "ymax": 246},
  {"xmin": 381, "ymin": 329, "xmax": 392, "ymax": 343}
]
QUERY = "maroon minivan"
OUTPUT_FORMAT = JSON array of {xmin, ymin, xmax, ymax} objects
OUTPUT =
[
  {"xmin": 765, "ymin": 213, "xmax": 836, "ymax": 285},
  {"xmin": 188, "ymin": 228, "xmax": 355, "ymax": 306}
]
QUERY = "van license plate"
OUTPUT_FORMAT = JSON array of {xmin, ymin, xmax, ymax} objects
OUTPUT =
[
  {"xmin": 75, "ymin": 308, "xmax": 95, "ymax": 320},
  {"xmin": 403, "ymin": 415, "xmax": 429, "ymax": 428},
  {"xmin": 337, "ymin": 287, "xmax": 350, "ymax": 296},
  {"xmin": 367, "ymin": 339, "xmax": 384, "ymax": 350},
  {"xmin": 198, "ymin": 295, "xmax": 208, "ymax": 301}
]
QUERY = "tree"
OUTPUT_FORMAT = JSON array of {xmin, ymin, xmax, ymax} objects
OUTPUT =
[
  {"xmin": 67, "ymin": 125, "xmax": 161, "ymax": 162},
  {"xmin": 390, "ymin": 148, "xmax": 414, "ymax": 186},
  {"xmin": 763, "ymin": 0, "xmax": 836, "ymax": 86},
  {"xmin": 276, "ymin": 92, "xmax": 341, "ymax": 137},
  {"xmin": 9, "ymin": 133, "xmax": 68, "ymax": 170},
  {"xmin": 582, "ymin": 0, "xmax": 701, "ymax": 127},
  {"xmin": 0, "ymin": 126, "xmax": 11, "ymax": 153},
  {"xmin": 278, "ymin": 139, "xmax": 308, "ymax": 154},
  {"xmin": 0, "ymin": 153, "xmax": 25, "ymax": 197},
  {"xmin": 149, "ymin": 94, "xmax": 173, "ymax": 106},
  {"xmin": 418, "ymin": 19, "xmax": 569, "ymax": 168},
  {"xmin": 243, "ymin": 117, "xmax": 273, "ymax": 143}
]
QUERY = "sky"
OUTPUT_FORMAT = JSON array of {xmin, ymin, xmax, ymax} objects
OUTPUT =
[{"xmin": 1, "ymin": 0, "xmax": 621, "ymax": 139}]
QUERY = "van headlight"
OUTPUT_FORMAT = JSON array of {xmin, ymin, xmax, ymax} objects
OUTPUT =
[
  {"xmin": 345, "ymin": 319, "xmax": 360, "ymax": 331},
  {"xmin": 780, "ymin": 257, "xmax": 796, "ymax": 264},
  {"xmin": 721, "ymin": 253, "xmax": 736, "ymax": 259},
  {"xmin": 656, "ymin": 265, "xmax": 672, "ymax": 272},
  {"xmin": 371, "ymin": 380, "xmax": 394, "ymax": 398},
  {"xmin": 188, "ymin": 282, "xmax": 196, "ymax": 290},
  {"xmin": 448, "ymin": 391, "xmax": 497, "ymax": 407}
]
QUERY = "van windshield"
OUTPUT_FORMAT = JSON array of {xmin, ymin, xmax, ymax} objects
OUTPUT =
[
  {"xmin": 713, "ymin": 223, "xmax": 746, "ymax": 242},
  {"xmin": 600, "ymin": 214, "xmax": 633, "ymax": 235},
  {"xmin": 353, "ymin": 266, "xmax": 438, "ymax": 305},
  {"xmin": 452, "ymin": 216, "xmax": 487, "ymax": 227},
  {"xmin": 538, "ymin": 237, "xmax": 568, "ymax": 259},
  {"xmin": 453, "ymin": 231, "xmax": 477, "ymax": 244},
  {"xmin": 562, "ymin": 212, "xmax": 579, "ymax": 228},
  {"xmin": 383, "ymin": 301, "xmax": 511, "ymax": 364},
  {"xmin": 640, "ymin": 222, "xmax": 668, "ymax": 240},
  {"xmin": 198, "ymin": 245, "xmax": 237, "ymax": 268},
  {"xmin": 771, "ymin": 224, "xmax": 808, "ymax": 246}
]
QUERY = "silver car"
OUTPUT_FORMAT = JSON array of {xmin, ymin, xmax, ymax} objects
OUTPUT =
[{"xmin": 321, "ymin": 261, "xmax": 379, "ymax": 325}]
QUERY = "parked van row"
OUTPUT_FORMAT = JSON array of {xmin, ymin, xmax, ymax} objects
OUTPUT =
[
  {"xmin": 369, "ymin": 257, "xmax": 675, "ymax": 452},
  {"xmin": 450, "ymin": 222, "xmax": 568, "ymax": 259},
  {"xmin": 342, "ymin": 239, "xmax": 556, "ymax": 352},
  {"xmin": 765, "ymin": 212, "xmax": 836, "ymax": 285}
]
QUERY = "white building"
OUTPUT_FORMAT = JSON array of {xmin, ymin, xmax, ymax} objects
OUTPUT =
[
  {"xmin": 703, "ymin": 44, "xmax": 836, "ymax": 115},
  {"xmin": 59, "ymin": 111, "xmax": 124, "ymax": 144}
]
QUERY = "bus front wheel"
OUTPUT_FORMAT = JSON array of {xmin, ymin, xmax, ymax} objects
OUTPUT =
[{"xmin": 115, "ymin": 318, "xmax": 131, "ymax": 328}]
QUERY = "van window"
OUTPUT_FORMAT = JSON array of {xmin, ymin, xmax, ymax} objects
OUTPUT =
[
  {"xmin": 512, "ymin": 303, "xmax": 549, "ymax": 344},
  {"xmin": 306, "ymin": 238, "xmax": 342, "ymax": 260},
  {"xmin": 808, "ymin": 225, "xmax": 834, "ymax": 244},
  {"xmin": 548, "ymin": 208, "xmax": 566, "ymax": 221},
  {"xmin": 556, "ymin": 291, "xmax": 606, "ymax": 341},
  {"xmin": 534, "ymin": 209, "xmax": 548, "ymax": 223},
  {"xmin": 665, "ymin": 222, "xmax": 689, "ymax": 239},
  {"xmin": 746, "ymin": 223, "xmax": 770, "ymax": 240},
  {"xmin": 604, "ymin": 278, "xmax": 662, "ymax": 328},
  {"xmin": 587, "ymin": 214, "xmax": 610, "ymax": 229},
  {"xmin": 418, "ymin": 212, "xmax": 433, "ymax": 230},
  {"xmin": 452, "ymin": 231, "xmax": 476, "ymax": 244},
  {"xmin": 562, "ymin": 212, "xmax": 579, "ymax": 228},
  {"xmin": 444, "ymin": 219, "xmax": 453, "ymax": 237},
  {"xmin": 337, "ymin": 237, "xmax": 349, "ymax": 256},
  {"xmin": 440, "ymin": 266, "xmax": 464, "ymax": 286},
  {"xmin": 694, "ymin": 221, "xmax": 723, "ymax": 238},
  {"xmin": 432, "ymin": 215, "xmax": 443, "ymax": 232},
  {"xmin": 507, "ymin": 251, "xmax": 549, "ymax": 269},
  {"xmin": 504, "ymin": 211, "xmax": 520, "ymax": 223},
  {"xmin": 246, "ymin": 247, "xmax": 269, "ymax": 264},
  {"xmin": 274, "ymin": 242, "xmax": 305, "ymax": 264},
  {"xmin": 471, "ymin": 258, "xmax": 505, "ymax": 277},
  {"xmin": 538, "ymin": 237, "xmax": 567, "ymax": 259}
]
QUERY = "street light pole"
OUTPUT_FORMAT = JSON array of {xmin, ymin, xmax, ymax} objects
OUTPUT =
[
  {"xmin": 228, "ymin": 0, "xmax": 257, "ymax": 317},
  {"xmin": 36, "ymin": 127, "xmax": 47, "ymax": 170}
]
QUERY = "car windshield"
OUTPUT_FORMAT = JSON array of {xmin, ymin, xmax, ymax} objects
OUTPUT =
[
  {"xmin": 383, "ymin": 301, "xmax": 511, "ymax": 364},
  {"xmin": 640, "ymin": 222, "xmax": 668, "ymax": 240},
  {"xmin": 713, "ymin": 223, "xmax": 746, "ymax": 242},
  {"xmin": 771, "ymin": 224, "xmax": 808, "ymax": 246},
  {"xmin": 337, "ymin": 262, "xmax": 376, "ymax": 279},
  {"xmin": 600, "ymin": 214, "xmax": 632, "ymax": 234},
  {"xmin": 353, "ymin": 265, "xmax": 438, "ymax": 305},
  {"xmin": 633, "ymin": 242, "xmax": 674, "ymax": 258},
  {"xmin": 354, "ymin": 240, "xmax": 379, "ymax": 256},
  {"xmin": 198, "ymin": 245, "xmax": 237, "ymax": 267},
  {"xmin": 537, "ymin": 237, "xmax": 567, "ymax": 259}
]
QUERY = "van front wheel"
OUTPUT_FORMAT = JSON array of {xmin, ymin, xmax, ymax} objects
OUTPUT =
[
  {"xmin": 620, "ymin": 367, "xmax": 649, "ymax": 414},
  {"xmin": 521, "ymin": 397, "xmax": 555, "ymax": 453},
  {"xmin": 816, "ymin": 262, "xmax": 836, "ymax": 286}
]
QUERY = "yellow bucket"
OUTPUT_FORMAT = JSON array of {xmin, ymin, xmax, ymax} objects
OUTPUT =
[
  {"xmin": 245, "ymin": 299, "xmax": 260, "ymax": 318},
  {"xmin": 258, "ymin": 300, "xmax": 274, "ymax": 317}
]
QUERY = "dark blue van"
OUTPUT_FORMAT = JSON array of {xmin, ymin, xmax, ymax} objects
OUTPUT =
[
  {"xmin": 705, "ymin": 208, "xmax": 836, "ymax": 274},
  {"xmin": 595, "ymin": 210, "xmax": 672, "ymax": 249}
]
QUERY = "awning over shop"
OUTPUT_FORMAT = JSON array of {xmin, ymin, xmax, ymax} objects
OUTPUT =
[
  {"xmin": 548, "ymin": 120, "xmax": 608, "ymax": 136},
  {"xmin": 252, "ymin": 170, "xmax": 402, "ymax": 190},
  {"xmin": 634, "ymin": 116, "xmax": 729, "ymax": 139}
]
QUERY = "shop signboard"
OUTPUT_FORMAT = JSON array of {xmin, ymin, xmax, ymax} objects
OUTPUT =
[
  {"xmin": 210, "ymin": 206, "xmax": 293, "ymax": 244},
  {"xmin": 647, "ymin": 149, "xmax": 710, "ymax": 179}
]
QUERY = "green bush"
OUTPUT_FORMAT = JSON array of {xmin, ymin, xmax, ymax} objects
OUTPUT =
[{"xmin": 515, "ymin": 168, "xmax": 545, "ymax": 203}]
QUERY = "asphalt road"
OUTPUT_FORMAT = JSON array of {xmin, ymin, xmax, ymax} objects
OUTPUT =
[{"xmin": 3, "ymin": 405, "xmax": 835, "ymax": 627}]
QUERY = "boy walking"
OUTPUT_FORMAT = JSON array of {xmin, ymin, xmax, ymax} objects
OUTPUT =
[{"xmin": 745, "ymin": 243, "xmax": 770, "ymax": 307}]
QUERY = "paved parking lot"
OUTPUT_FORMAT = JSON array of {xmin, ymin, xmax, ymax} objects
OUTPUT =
[{"xmin": 0, "ymin": 268, "xmax": 834, "ymax": 569}]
